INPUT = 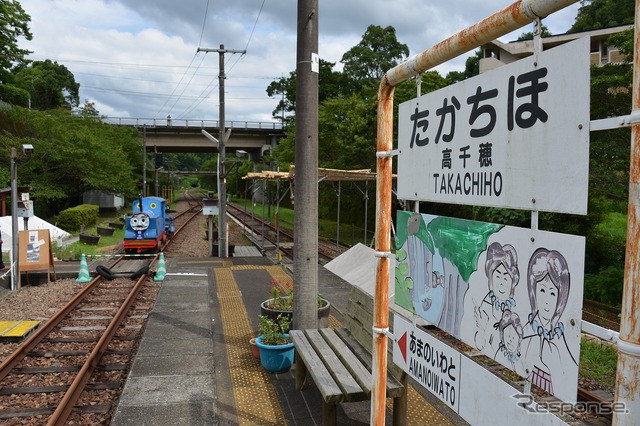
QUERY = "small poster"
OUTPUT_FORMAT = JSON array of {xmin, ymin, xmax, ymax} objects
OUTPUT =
[{"xmin": 18, "ymin": 229, "xmax": 56, "ymax": 284}]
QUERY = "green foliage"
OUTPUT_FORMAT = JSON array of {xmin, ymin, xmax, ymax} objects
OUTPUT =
[
  {"xmin": 471, "ymin": 207, "xmax": 529, "ymax": 228},
  {"xmin": 606, "ymin": 29, "xmax": 634, "ymax": 63},
  {"xmin": 318, "ymin": 95, "xmax": 376, "ymax": 170},
  {"xmin": 0, "ymin": 107, "xmax": 140, "ymax": 216},
  {"xmin": 0, "ymin": 0, "xmax": 32, "ymax": 81},
  {"xmin": 53, "ymin": 225, "xmax": 125, "ymax": 260},
  {"xmin": 12, "ymin": 60, "xmax": 80, "ymax": 110},
  {"xmin": 584, "ymin": 266, "xmax": 624, "ymax": 307},
  {"xmin": 56, "ymin": 204, "xmax": 100, "ymax": 232},
  {"xmin": 587, "ymin": 211, "xmax": 627, "ymax": 268},
  {"xmin": 0, "ymin": 83, "xmax": 29, "ymax": 107},
  {"xmin": 265, "ymin": 59, "xmax": 344, "ymax": 120},
  {"xmin": 579, "ymin": 338, "xmax": 617, "ymax": 389},
  {"xmin": 341, "ymin": 25, "xmax": 409, "ymax": 92},
  {"xmin": 569, "ymin": 0, "xmax": 634, "ymax": 32},
  {"xmin": 258, "ymin": 314, "xmax": 291, "ymax": 345},
  {"xmin": 226, "ymin": 160, "xmax": 253, "ymax": 198}
]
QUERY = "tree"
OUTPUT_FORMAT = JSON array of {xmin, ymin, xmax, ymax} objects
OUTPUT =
[
  {"xmin": 569, "ymin": 0, "xmax": 635, "ymax": 32},
  {"xmin": 341, "ymin": 25, "xmax": 409, "ymax": 91},
  {"xmin": 0, "ymin": 107, "xmax": 140, "ymax": 216},
  {"xmin": 516, "ymin": 24, "xmax": 552, "ymax": 41},
  {"xmin": 12, "ymin": 60, "xmax": 80, "ymax": 110},
  {"xmin": 0, "ymin": 0, "xmax": 32, "ymax": 81},
  {"xmin": 266, "ymin": 59, "xmax": 343, "ymax": 121}
]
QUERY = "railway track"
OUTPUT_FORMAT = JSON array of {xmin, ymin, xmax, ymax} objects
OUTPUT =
[
  {"xmin": 0, "ymin": 193, "xmax": 204, "ymax": 425},
  {"xmin": 226, "ymin": 202, "xmax": 349, "ymax": 263},
  {"xmin": 0, "ymin": 257, "xmax": 155, "ymax": 425}
]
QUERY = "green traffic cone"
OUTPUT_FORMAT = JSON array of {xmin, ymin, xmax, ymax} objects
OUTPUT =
[
  {"xmin": 76, "ymin": 254, "xmax": 92, "ymax": 283},
  {"xmin": 154, "ymin": 252, "xmax": 166, "ymax": 282}
]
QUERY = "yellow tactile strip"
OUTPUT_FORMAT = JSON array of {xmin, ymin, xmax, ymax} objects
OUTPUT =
[
  {"xmin": 217, "ymin": 264, "xmax": 451, "ymax": 425},
  {"xmin": 215, "ymin": 267, "xmax": 287, "ymax": 425}
]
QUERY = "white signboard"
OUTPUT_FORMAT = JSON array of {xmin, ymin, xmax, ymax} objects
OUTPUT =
[
  {"xmin": 393, "ymin": 316, "xmax": 569, "ymax": 426},
  {"xmin": 397, "ymin": 37, "xmax": 590, "ymax": 214},
  {"xmin": 394, "ymin": 211, "xmax": 584, "ymax": 403},
  {"xmin": 393, "ymin": 315, "xmax": 462, "ymax": 411}
]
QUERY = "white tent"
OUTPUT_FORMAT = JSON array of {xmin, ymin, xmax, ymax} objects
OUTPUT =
[{"xmin": 0, "ymin": 216, "xmax": 72, "ymax": 253}]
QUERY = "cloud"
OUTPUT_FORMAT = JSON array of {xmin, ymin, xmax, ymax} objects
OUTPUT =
[{"xmin": 16, "ymin": 0, "xmax": 580, "ymax": 122}]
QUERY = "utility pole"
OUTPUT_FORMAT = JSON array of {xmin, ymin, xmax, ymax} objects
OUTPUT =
[
  {"xmin": 142, "ymin": 124, "xmax": 147, "ymax": 197},
  {"xmin": 293, "ymin": 1, "xmax": 319, "ymax": 330},
  {"xmin": 197, "ymin": 44, "xmax": 245, "ymax": 258}
]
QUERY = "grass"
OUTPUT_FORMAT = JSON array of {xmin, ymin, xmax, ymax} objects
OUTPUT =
[
  {"xmin": 53, "ymin": 211, "xmax": 128, "ymax": 260},
  {"xmin": 579, "ymin": 338, "xmax": 618, "ymax": 390},
  {"xmin": 54, "ymin": 227, "xmax": 126, "ymax": 260}
]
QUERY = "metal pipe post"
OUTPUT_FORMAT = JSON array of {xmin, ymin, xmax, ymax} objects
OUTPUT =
[
  {"xmin": 10, "ymin": 148, "xmax": 18, "ymax": 291},
  {"xmin": 613, "ymin": 1, "xmax": 640, "ymax": 423}
]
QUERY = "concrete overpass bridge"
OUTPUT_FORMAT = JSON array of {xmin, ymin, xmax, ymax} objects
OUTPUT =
[{"xmin": 104, "ymin": 117, "xmax": 284, "ymax": 160}]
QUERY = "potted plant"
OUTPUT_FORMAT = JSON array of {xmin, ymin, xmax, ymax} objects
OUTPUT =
[
  {"xmin": 249, "ymin": 337, "xmax": 260, "ymax": 359},
  {"xmin": 254, "ymin": 314, "xmax": 295, "ymax": 373},
  {"xmin": 260, "ymin": 279, "xmax": 331, "ymax": 328}
]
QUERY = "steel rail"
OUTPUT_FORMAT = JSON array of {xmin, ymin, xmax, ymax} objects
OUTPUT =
[
  {"xmin": 47, "ymin": 272, "xmax": 148, "ymax": 425},
  {"xmin": 0, "ymin": 272, "xmax": 103, "ymax": 381},
  {"xmin": 162, "ymin": 203, "xmax": 202, "ymax": 251}
]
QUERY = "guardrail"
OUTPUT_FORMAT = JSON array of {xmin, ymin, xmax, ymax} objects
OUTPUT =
[{"xmin": 102, "ymin": 117, "xmax": 284, "ymax": 131}]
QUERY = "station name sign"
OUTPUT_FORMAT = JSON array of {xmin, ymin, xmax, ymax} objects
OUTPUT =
[{"xmin": 397, "ymin": 37, "xmax": 590, "ymax": 214}]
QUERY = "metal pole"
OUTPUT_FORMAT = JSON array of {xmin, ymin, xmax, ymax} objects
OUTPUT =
[
  {"xmin": 613, "ymin": 1, "xmax": 640, "ymax": 423},
  {"xmin": 364, "ymin": 180, "xmax": 369, "ymax": 245},
  {"xmin": 10, "ymin": 148, "xmax": 18, "ymax": 291},
  {"xmin": 142, "ymin": 124, "xmax": 147, "ymax": 197},
  {"xmin": 261, "ymin": 179, "xmax": 265, "ymax": 252},
  {"xmin": 293, "ymin": 0, "xmax": 319, "ymax": 331},
  {"xmin": 218, "ymin": 45, "xmax": 228, "ymax": 258},
  {"xmin": 336, "ymin": 181, "xmax": 341, "ymax": 253},
  {"xmin": 371, "ymin": 1, "xmax": 578, "ymax": 424},
  {"xmin": 276, "ymin": 177, "xmax": 281, "ymax": 263},
  {"xmin": 197, "ymin": 45, "xmax": 246, "ymax": 258}
]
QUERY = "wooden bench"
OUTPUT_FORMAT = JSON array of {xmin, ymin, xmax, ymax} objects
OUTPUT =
[{"xmin": 291, "ymin": 285, "xmax": 407, "ymax": 426}]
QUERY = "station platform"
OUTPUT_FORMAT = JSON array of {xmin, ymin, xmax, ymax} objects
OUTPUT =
[{"xmin": 99, "ymin": 247, "xmax": 461, "ymax": 425}]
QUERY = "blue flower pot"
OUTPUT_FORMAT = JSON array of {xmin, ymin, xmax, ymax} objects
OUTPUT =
[{"xmin": 255, "ymin": 335, "xmax": 295, "ymax": 373}]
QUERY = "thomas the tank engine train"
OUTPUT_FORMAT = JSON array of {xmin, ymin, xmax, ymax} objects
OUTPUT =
[{"xmin": 123, "ymin": 196, "xmax": 175, "ymax": 254}]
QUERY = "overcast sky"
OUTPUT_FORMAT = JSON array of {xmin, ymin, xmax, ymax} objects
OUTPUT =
[{"xmin": 17, "ymin": 0, "xmax": 581, "ymax": 124}]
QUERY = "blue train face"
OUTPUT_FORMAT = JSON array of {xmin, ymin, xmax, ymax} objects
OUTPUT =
[{"xmin": 129, "ymin": 212, "xmax": 150, "ymax": 232}]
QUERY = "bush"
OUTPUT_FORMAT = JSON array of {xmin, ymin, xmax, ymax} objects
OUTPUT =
[
  {"xmin": 55, "ymin": 204, "xmax": 100, "ymax": 232},
  {"xmin": 584, "ymin": 266, "xmax": 625, "ymax": 307},
  {"xmin": 0, "ymin": 84, "xmax": 30, "ymax": 107}
]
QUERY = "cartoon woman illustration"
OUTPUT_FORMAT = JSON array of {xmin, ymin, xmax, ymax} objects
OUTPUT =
[
  {"xmin": 523, "ymin": 248, "xmax": 577, "ymax": 395},
  {"xmin": 474, "ymin": 242, "xmax": 519, "ymax": 351},
  {"xmin": 494, "ymin": 309, "xmax": 524, "ymax": 372}
]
